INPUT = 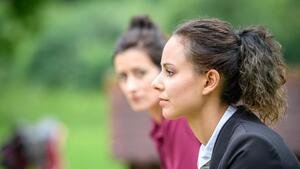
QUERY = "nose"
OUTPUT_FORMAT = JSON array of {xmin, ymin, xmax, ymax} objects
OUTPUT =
[
  {"xmin": 126, "ymin": 77, "xmax": 139, "ymax": 92},
  {"xmin": 151, "ymin": 72, "xmax": 164, "ymax": 91}
]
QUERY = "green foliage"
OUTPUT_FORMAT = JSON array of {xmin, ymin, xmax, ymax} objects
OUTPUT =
[
  {"xmin": 26, "ymin": 3, "xmax": 122, "ymax": 88},
  {"xmin": 1, "ymin": 0, "xmax": 299, "ymax": 89}
]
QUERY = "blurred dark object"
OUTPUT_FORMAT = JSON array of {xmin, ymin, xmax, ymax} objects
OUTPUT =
[
  {"xmin": 108, "ymin": 83, "xmax": 160, "ymax": 169},
  {"xmin": 0, "ymin": 118, "xmax": 66, "ymax": 169},
  {"xmin": 0, "ymin": 131, "xmax": 27, "ymax": 169},
  {"xmin": 274, "ymin": 71, "xmax": 300, "ymax": 160}
]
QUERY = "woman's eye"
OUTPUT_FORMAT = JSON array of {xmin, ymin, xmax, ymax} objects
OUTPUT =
[
  {"xmin": 118, "ymin": 73, "xmax": 127, "ymax": 82},
  {"xmin": 165, "ymin": 69, "xmax": 174, "ymax": 77},
  {"xmin": 135, "ymin": 69, "xmax": 147, "ymax": 78}
]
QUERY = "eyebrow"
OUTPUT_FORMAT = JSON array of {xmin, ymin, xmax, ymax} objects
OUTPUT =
[{"xmin": 162, "ymin": 63, "xmax": 174, "ymax": 68}]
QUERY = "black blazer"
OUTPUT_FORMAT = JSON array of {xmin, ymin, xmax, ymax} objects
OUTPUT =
[{"xmin": 210, "ymin": 106, "xmax": 300, "ymax": 169}]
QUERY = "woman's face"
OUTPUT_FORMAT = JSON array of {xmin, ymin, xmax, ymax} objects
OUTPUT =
[
  {"xmin": 114, "ymin": 48, "xmax": 160, "ymax": 112},
  {"xmin": 152, "ymin": 36, "xmax": 207, "ymax": 119}
]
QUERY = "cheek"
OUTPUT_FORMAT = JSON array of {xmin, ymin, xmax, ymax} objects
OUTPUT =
[
  {"xmin": 119, "ymin": 83, "xmax": 131, "ymax": 99},
  {"xmin": 168, "ymin": 78, "xmax": 201, "ymax": 104},
  {"xmin": 143, "ymin": 78, "xmax": 159, "ymax": 101},
  {"xmin": 180, "ymin": 85, "xmax": 203, "ymax": 114},
  {"xmin": 119, "ymin": 83, "xmax": 127, "ymax": 94},
  {"xmin": 119, "ymin": 83, "xmax": 132, "ymax": 100},
  {"xmin": 166, "ymin": 79, "xmax": 186, "ymax": 97},
  {"xmin": 144, "ymin": 83, "xmax": 159, "ymax": 100},
  {"xmin": 143, "ymin": 71, "xmax": 159, "ymax": 91}
]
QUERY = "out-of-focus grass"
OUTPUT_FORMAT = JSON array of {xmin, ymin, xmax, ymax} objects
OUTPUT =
[
  {"xmin": 0, "ymin": 82, "xmax": 126, "ymax": 169},
  {"xmin": 65, "ymin": 125, "xmax": 126, "ymax": 169}
]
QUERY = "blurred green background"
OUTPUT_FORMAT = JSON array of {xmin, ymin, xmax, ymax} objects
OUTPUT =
[{"xmin": 0, "ymin": 0, "xmax": 299, "ymax": 168}]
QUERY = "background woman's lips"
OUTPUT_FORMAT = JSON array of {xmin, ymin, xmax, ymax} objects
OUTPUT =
[{"xmin": 131, "ymin": 96, "xmax": 142, "ymax": 102}]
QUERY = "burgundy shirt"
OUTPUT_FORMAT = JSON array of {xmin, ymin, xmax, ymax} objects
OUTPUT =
[{"xmin": 150, "ymin": 118, "xmax": 200, "ymax": 169}]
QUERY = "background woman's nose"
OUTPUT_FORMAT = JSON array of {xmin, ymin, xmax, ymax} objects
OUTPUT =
[{"xmin": 126, "ymin": 77, "xmax": 139, "ymax": 92}]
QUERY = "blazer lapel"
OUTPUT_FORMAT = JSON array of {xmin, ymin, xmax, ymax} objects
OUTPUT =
[{"xmin": 209, "ymin": 107, "xmax": 244, "ymax": 169}]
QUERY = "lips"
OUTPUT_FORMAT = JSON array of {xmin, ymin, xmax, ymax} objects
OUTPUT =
[
  {"xmin": 158, "ymin": 97, "xmax": 169, "ymax": 107},
  {"xmin": 159, "ymin": 97, "xmax": 168, "ymax": 101},
  {"xmin": 130, "ymin": 95, "xmax": 142, "ymax": 102}
]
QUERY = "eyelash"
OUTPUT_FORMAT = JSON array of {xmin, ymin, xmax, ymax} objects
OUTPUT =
[
  {"xmin": 117, "ymin": 69, "xmax": 146, "ymax": 82},
  {"xmin": 165, "ymin": 69, "xmax": 174, "ymax": 77},
  {"xmin": 118, "ymin": 74, "xmax": 127, "ymax": 81},
  {"xmin": 135, "ymin": 69, "xmax": 146, "ymax": 78}
]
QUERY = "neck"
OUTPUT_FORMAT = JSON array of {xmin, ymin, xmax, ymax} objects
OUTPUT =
[
  {"xmin": 148, "ymin": 104, "xmax": 162, "ymax": 124},
  {"xmin": 187, "ymin": 99, "xmax": 228, "ymax": 145}
]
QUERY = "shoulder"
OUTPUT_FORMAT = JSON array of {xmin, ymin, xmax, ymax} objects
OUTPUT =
[
  {"xmin": 227, "ymin": 106, "xmax": 284, "ymax": 145},
  {"xmin": 221, "ymin": 117, "xmax": 300, "ymax": 168},
  {"xmin": 222, "ymin": 131, "xmax": 300, "ymax": 168},
  {"xmin": 229, "ymin": 131, "xmax": 280, "ymax": 154},
  {"xmin": 229, "ymin": 112, "xmax": 288, "ymax": 157},
  {"xmin": 219, "ymin": 133, "xmax": 279, "ymax": 168}
]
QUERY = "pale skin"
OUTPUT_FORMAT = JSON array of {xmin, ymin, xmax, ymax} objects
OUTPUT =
[
  {"xmin": 152, "ymin": 35, "xmax": 229, "ymax": 145},
  {"xmin": 114, "ymin": 48, "xmax": 162, "ymax": 123}
]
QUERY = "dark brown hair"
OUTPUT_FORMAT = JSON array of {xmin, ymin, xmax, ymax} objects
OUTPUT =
[
  {"xmin": 113, "ymin": 15, "xmax": 166, "ymax": 68},
  {"xmin": 174, "ymin": 18, "xmax": 287, "ymax": 124}
]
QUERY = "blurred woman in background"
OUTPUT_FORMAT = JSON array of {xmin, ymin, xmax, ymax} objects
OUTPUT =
[{"xmin": 113, "ymin": 15, "xmax": 200, "ymax": 169}]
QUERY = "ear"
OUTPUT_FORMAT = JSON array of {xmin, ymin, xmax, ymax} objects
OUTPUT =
[{"xmin": 202, "ymin": 69, "xmax": 220, "ymax": 95}]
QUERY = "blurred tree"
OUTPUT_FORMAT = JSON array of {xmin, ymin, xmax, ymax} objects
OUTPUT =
[
  {"xmin": 28, "ymin": 11, "xmax": 120, "ymax": 88},
  {"xmin": 281, "ymin": 0, "xmax": 300, "ymax": 65},
  {"xmin": 162, "ymin": 0, "xmax": 300, "ymax": 65},
  {"xmin": 1, "ymin": 0, "xmax": 299, "ymax": 89},
  {"xmin": 0, "ymin": 0, "xmax": 45, "ymax": 82}
]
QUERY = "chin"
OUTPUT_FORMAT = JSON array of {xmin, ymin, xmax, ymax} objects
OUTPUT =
[
  {"xmin": 162, "ymin": 109, "xmax": 181, "ymax": 120},
  {"xmin": 131, "ymin": 104, "xmax": 147, "ymax": 112}
]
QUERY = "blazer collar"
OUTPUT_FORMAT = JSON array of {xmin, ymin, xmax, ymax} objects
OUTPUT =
[{"xmin": 209, "ymin": 106, "xmax": 256, "ymax": 168}]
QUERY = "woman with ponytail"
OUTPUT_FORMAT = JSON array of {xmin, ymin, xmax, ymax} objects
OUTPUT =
[
  {"xmin": 113, "ymin": 15, "xmax": 200, "ymax": 169},
  {"xmin": 152, "ymin": 18, "xmax": 300, "ymax": 169}
]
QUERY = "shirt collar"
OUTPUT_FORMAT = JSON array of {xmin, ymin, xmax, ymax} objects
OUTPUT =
[{"xmin": 197, "ymin": 105, "xmax": 237, "ymax": 169}]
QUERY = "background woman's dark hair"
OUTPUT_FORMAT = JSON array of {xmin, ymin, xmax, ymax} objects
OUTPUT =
[
  {"xmin": 174, "ymin": 18, "xmax": 287, "ymax": 124},
  {"xmin": 113, "ymin": 15, "xmax": 166, "ymax": 68}
]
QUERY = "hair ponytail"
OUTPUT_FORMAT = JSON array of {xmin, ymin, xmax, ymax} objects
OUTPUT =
[
  {"xmin": 129, "ymin": 15, "xmax": 156, "ymax": 30},
  {"xmin": 114, "ymin": 15, "xmax": 166, "ymax": 67},
  {"xmin": 238, "ymin": 26, "xmax": 287, "ymax": 124}
]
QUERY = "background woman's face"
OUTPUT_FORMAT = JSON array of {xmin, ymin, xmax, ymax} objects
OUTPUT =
[{"xmin": 114, "ymin": 48, "xmax": 160, "ymax": 112}]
